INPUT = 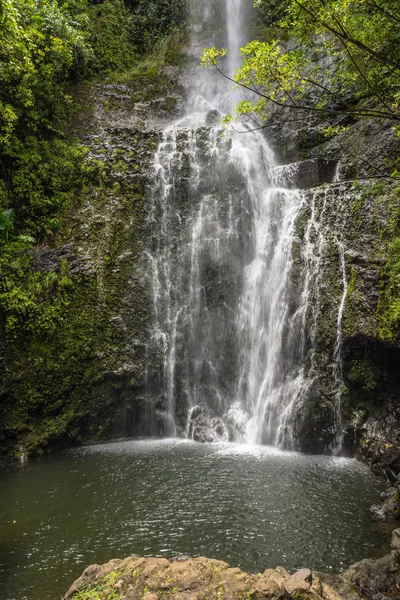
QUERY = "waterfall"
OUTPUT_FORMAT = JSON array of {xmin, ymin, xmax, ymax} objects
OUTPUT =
[
  {"xmin": 226, "ymin": 0, "xmax": 248, "ymax": 77},
  {"xmin": 233, "ymin": 182, "xmax": 306, "ymax": 446},
  {"xmin": 145, "ymin": 0, "xmax": 347, "ymax": 450},
  {"xmin": 332, "ymin": 241, "xmax": 348, "ymax": 453},
  {"xmin": 276, "ymin": 184, "xmax": 351, "ymax": 454}
]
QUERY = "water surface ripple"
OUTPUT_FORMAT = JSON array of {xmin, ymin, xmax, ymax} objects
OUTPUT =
[{"xmin": 0, "ymin": 439, "xmax": 387, "ymax": 600}]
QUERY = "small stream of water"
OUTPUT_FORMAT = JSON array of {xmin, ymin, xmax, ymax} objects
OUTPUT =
[{"xmin": 332, "ymin": 241, "xmax": 349, "ymax": 453}]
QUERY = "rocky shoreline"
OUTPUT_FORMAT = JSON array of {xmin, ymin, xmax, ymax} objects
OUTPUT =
[
  {"xmin": 63, "ymin": 529, "xmax": 400, "ymax": 600},
  {"xmin": 360, "ymin": 441, "xmax": 400, "ymax": 523}
]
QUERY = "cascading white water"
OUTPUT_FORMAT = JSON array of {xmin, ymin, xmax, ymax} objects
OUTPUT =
[
  {"xmin": 233, "ymin": 184, "xmax": 306, "ymax": 445},
  {"xmin": 332, "ymin": 241, "xmax": 348, "ymax": 453},
  {"xmin": 145, "ymin": 0, "xmax": 347, "ymax": 450},
  {"xmin": 277, "ymin": 184, "xmax": 352, "ymax": 454},
  {"xmin": 226, "ymin": 0, "xmax": 247, "ymax": 77}
]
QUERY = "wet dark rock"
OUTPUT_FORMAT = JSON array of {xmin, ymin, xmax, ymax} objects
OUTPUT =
[
  {"xmin": 265, "ymin": 68, "xmax": 400, "ymax": 476},
  {"xmin": 288, "ymin": 174, "xmax": 400, "ymax": 466},
  {"xmin": 380, "ymin": 447, "xmax": 400, "ymax": 473},
  {"xmin": 30, "ymin": 243, "xmax": 89, "ymax": 275},
  {"xmin": 126, "ymin": 394, "xmax": 175, "ymax": 438},
  {"xmin": 342, "ymin": 531, "xmax": 400, "ymax": 600},
  {"xmin": 205, "ymin": 109, "xmax": 222, "ymax": 126},
  {"xmin": 392, "ymin": 528, "xmax": 400, "ymax": 557},
  {"xmin": 265, "ymin": 72, "xmax": 400, "ymax": 472},
  {"xmin": 370, "ymin": 486, "xmax": 400, "ymax": 521},
  {"xmin": 271, "ymin": 159, "xmax": 338, "ymax": 189},
  {"xmin": 188, "ymin": 404, "xmax": 228, "ymax": 443}
]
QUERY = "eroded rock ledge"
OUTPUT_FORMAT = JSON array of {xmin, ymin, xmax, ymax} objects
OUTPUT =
[{"xmin": 63, "ymin": 530, "xmax": 400, "ymax": 600}]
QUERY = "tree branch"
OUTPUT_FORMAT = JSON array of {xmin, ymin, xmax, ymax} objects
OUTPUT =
[
  {"xmin": 333, "ymin": 34, "xmax": 396, "ymax": 116},
  {"xmin": 214, "ymin": 65, "xmax": 400, "ymax": 122},
  {"xmin": 293, "ymin": 0, "xmax": 400, "ymax": 72},
  {"xmin": 367, "ymin": 1, "xmax": 400, "ymax": 26}
]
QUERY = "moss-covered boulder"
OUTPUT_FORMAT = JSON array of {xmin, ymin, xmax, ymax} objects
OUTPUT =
[
  {"xmin": 62, "ymin": 556, "xmax": 352, "ymax": 600},
  {"xmin": 63, "ymin": 536, "xmax": 400, "ymax": 600}
]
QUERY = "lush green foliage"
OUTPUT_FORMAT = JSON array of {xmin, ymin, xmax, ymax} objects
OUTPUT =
[
  {"xmin": 88, "ymin": 0, "xmax": 136, "ymax": 74},
  {"xmin": 253, "ymin": 0, "xmax": 289, "ymax": 28},
  {"xmin": 0, "ymin": 0, "xmax": 186, "ymax": 242},
  {"xmin": 127, "ymin": 0, "xmax": 186, "ymax": 54},
  {"xmin": 0, "ymin": 0, "xmax": 92, "ymax": 145},
  {"xmin": 248, "ymin": 0, "xmax": 290, "ymax": 42},
  {"xmin": 0, "ymin": 154, "xmax": 103, "ymax": 337},
  {"xmin": 0, "ymin": 0, "xmax": 186, "ymax": 458},
  {"xmin": 378, "ymin": 184, "xmax": 400, "ymax": 340},
  {"xmin": 202, "ymin": 0, "xmax": 400, "ymax": 126},
  {"xmin": 0, "ymin": 209, "xmax": 15, "ymax": 243}
]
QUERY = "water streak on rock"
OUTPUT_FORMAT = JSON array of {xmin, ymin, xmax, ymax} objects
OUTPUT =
[{"xmin": 333, "ymin": 240, "xmax": 349, "ymax": 453}]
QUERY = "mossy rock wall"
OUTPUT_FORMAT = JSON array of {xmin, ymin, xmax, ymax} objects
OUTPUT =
[
  {"xmin": 284, "ymin": 119, "xmax": 400, "ymax": 462},
  {"xmin": 1, "ymin": 53, "xmax": 400, "ymax": 466},
  {"xmin": 0, "ymin": 69, "xmax": 183, "ymax": 460}
]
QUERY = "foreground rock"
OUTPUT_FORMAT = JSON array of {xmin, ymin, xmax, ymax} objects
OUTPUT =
[{"xmin": 63, "ymin": 530, "xmax": 400, "ymax": 600}]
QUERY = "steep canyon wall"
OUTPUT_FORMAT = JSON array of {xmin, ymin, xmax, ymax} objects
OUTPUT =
[{"xmin": 0, "ymin": 19, "xmax": 399, "ymax": 483}]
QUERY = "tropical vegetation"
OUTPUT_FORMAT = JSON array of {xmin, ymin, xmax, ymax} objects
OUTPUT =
[{"xmin": 202, "ymin": 0, "xmax": 400, "ymax": 128}]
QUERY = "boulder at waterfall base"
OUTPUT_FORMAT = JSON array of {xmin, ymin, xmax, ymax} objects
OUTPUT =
[{"xmin": 63, "ymin": 530, "xmax": 400, "ymax": 600}]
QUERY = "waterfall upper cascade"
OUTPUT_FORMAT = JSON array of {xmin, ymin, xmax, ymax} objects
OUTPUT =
[{"xmin": 145, "ymin": 0, "xmax": 347, "ymax": 449}]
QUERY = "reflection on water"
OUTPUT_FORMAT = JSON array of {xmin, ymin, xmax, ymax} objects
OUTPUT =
[{"xmin": 0, "ymin": 439, "xmax": 387, "ymax": 600}]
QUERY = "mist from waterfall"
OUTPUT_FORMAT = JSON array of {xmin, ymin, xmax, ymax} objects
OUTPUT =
[{"xmin": 145, "ymin": 0, "xmax": 345, "ymax": 450}]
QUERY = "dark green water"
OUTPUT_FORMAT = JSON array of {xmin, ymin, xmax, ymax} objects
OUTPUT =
[{"xmin": 0, "ymin": 439, "xmax": 388, "ymax": 600}]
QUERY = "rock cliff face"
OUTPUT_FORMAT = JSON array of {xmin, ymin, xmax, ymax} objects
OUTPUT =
[
  {"xmin": 263, "ymin": 103, "xmax": 400, "ymax": 511},
  {"xmin": 1, "ymin": 47, "xmax": 400, "ymax": 477},
  {"xmin": 261, "ymin": 99, "xmax": 400, "ymax": 503},
  {"xmin": 67, "ymin": 70, "xmax": 400, "ymax": 471},
  {"xmin": 288, "ymin": 179, "xmax": 395, "ymax": 452},
  {"xmin": 297, "ymin": 138, "xmax": 398, "ymax": 455},
  {"xmin": 0, "ymin": 69, "xmax": 184, "ymax": 459},
  {"xmin": 63, "ymin": 529, "xmax": 400, "ymax": 600}
]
